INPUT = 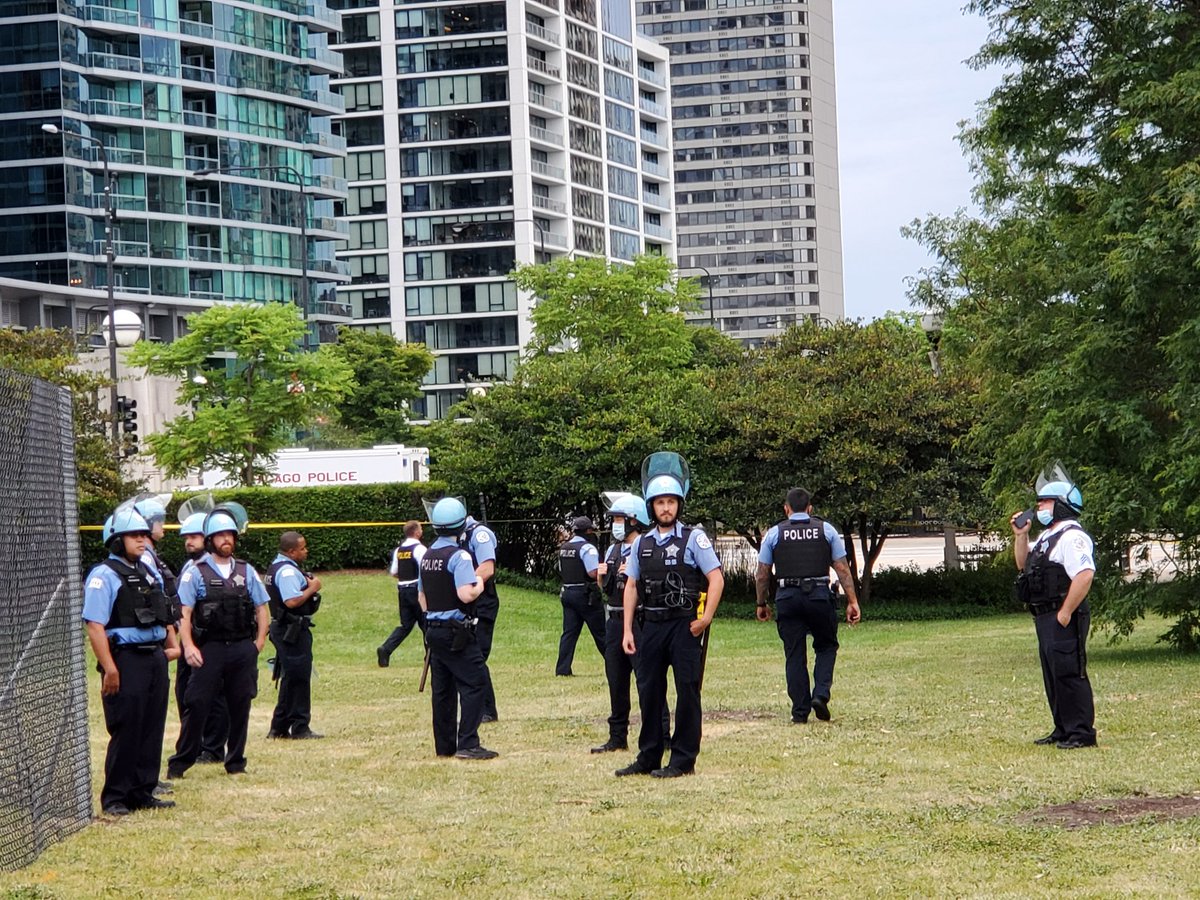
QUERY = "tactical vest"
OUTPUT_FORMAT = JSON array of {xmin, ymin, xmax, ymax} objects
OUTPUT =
[
  {"xmin": 635, "ymin": 527, "xmax": 707, "ymax": 610},
  {"xmin": 772, "ymin": 517, "xmax": 833, "ymax": 579},
  {"xmin": 145, "ymin": 546, "xmax": 179, "ymax": 601},
  {"xmin": 193, "ymin": 559, "xmax": 257, "ymax": 641},
  {"xmin": 394, "ymin": 541, "xmax": 420, "ymax": 582},
  {"xmin": 101, "ymin": 558, "xmax": 173, "ymax": 630},
  {"xmin": 559, "ymin": 539, "xmax": 591, "ymax": 584},
  {"xmin": 602, "ymin": 542, "xmax": 627, "ymax": 602},
  {"xmin": 421, "ymin": 545, "xmax": 468, "ymax": 616},
  {"xmin": 461, "ymin": 523, "xmax": 499, "ymax": 618},
  {"xmin": 1016, "ymin": 524, "xmax": 1083, "ymax": 609},
  {"xmin": 266, "ymin": 558, "xmax": 318, "ymax": 620}
]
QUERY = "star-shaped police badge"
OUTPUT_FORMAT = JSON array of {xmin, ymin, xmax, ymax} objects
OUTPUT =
[
  {"xmin": 233, "ymin": 573, "xmax": 246, "ymax": 587},
  {"xmin": 665, "ymin": 544, "xmax": 679, "ymax": 558}
]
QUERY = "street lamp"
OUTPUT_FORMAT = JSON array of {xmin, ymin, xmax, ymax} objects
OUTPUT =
[
  {"xmin": 43, "ymin": 122, "xmax": 126, "ymax": 469},
  {"xmin": 195, "ymin": 165, "xmax": 313, "ymax": 349},
  {"xmin": 677, "ymin": 264, "xmax": 716, "ymax": 327}
]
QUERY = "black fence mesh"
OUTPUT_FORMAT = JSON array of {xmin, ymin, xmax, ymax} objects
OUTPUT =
[{"xmin": 0, "ymin": 369, "xmax": 92, "ymax": 871}]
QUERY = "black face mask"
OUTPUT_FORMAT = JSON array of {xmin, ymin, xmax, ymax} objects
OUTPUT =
[{"xmin": 578, "ymin": 531, "xmax": 598, "ymax": 546}]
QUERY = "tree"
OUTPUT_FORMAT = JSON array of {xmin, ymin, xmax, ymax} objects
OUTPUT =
[
  {"xmin": 325, "ymin": 327, "xmax": 433, "ymax": 445},
  {"xmin": 0, "ymin": 327, "xmax": 129, "ymax": 504},
  {"xmin": 905, "ymin": 1, "xmax": 1200, "ymax": 646},
  {"xmin": 128, "ymin": 303, "xmax": 352, "ymax": 486}
]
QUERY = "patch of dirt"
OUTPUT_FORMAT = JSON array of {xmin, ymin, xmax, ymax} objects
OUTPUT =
[
  {"xmin": 704, "ymin": 709, "xmax": 777, "ymax": 722},
  {"xmin": 1017, "ymin": 793, "xmax": 1200, "ymax": 829}
]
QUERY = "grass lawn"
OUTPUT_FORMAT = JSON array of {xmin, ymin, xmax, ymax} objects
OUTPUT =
[{"xmin": 4, "ymin": 572, "xmax": 1200, "ymax": 898}]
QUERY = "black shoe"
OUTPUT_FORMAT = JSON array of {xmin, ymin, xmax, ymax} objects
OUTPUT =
[
  {"xmin": 291, "ymin": 729, "xmax": 324, "ymax": 740},
  {"xmin": 226, "ymin": 767, "xmax": 247, "ymax": 775},
  {"xmin": 1056, "ymin": 738, "xmax": 1097, "ymax": 750},
  {"xmin": 267, "ymin": 730, "xmax": 291, "ymax": 739},
  {"xmin": 196, "ymin": 751, "xmax": 222, "ymax": 764},
  {"xmin": 481, "ymin": 713, "xmax": 498, "ymax": 724},
  {"xmin": 615, "ymin": 761, "xmax": 654, "ymax": 777},
  {"xmin": 591, "ymin": 739, "xmax": 627, "ymax": 754},
  {"xmin": 102, "ymin": 803, "xmax": 132, "ymax": 817},
  {"xmin": 791, "ymin": 716, "xmax": 808, "ymax": 725},
  {"xmin": 454, "ymin": 746, "xmax": 499, "ymax": 760},
  {"xmin": 166, "ymin": 768, "xmax": 185, "ymax": 781},
  {"xmin": 152, "ymin": 781, "xmax": 173, "ymax": 798},
  {"xmin": 651, "ymin": 765, "xmax": 692, "ymax": 778},
  {"xmin": 1033, "ymin": 733, "xmax": 1062, "ymax": 746},
  {"xmin": 377, "ymin": 647, "xmax": 389, "ymax": 668},
  {"xmin": 811, "ymin": 697, "xmax": 831, "ymax": 721},
  {"xmin": 556, "ymin": 671, "xmax": 573, "ymax": 677},
  {"xmin": 139, "ymin": 797, "xmax": 176, "ymax": 810}
]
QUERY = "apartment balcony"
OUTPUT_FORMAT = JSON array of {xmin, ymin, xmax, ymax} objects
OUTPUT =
[
  {"xmin": 81, "ymin": 1, "xmax": 139, "ymax": 26},
  {"xmin": 302, "ymin": 3, "xmax": 342, "ymax": 33},
  {"xmin": 183, "ymin": 110, "xmax": 218, "ymax": 130},
  {"xmin": 308, "ymin": 258, "xmax": 351, "ymax": 277},
  {"xmin": 311, "ymin": 299, "xmax": 354, "ymax": 319},
  {"xmin": 181, "ymin": 63, "xmax": 216, "ymax": 84},
  {"xmin": 526, "ymin": 22, "xmax": 559, "ymax": 45},
  {"xmin": 83, "ymin": 98, "xmax": 142, "ymax": 119},
  {"xmin": 639, "ymin": 97, "xmax": 667, "ymax": 119},
  {"xmin": 641, "ymin": 158, "xmax": 667, "ymax": 178},
  {"xmin": 311, "ymin": 216, "xmax": 351, "ymax": 238},
  {"xmin": 542, "ymin": 230, "xmax": 568, "ymax": 249},
  {"xmin": 179, "ymin": 18, "xmax": 215, "ymax": 38},
  {"xmin": 528, "ymin": 0, "xmax": 559, "ymax": 9},
  {"xmin": 187, "ymin": 245, "xmax": 222, "ymax": 262},
  {"xmin": 300, "ymin": 88, "xmax": 345, "ymax": 113},
  {"xmin": 527, "ymin": 55, "xmax": 560, "ymax": 80},
  {"xmin": 531, "ymin": 160, "xmax": 565, "ymax": 180},
  {"xmin": 643, "ymin": 221, "xmax": 672, "ymax": 240},
  {"xmin": 532, "ymin": 194, "xmax": 567, "ymax": 215},
  {"xmin": 642, "ymin": 190, "xmax": 670, "ymax": 210},
  {"xmin": 530, "ymin": 93, "xmax": 562, "ymax": 113},
  {"xmin": 529, "ymin": 125, "xmax": 563, "ymax": 147},
  {"xmin": 305, "ymin": 131, "xmax": 347, "ymax": 153},
  {"xmin": 305, "ymin": 45, "xmax": 344, "ymax": 76},
  {"xmin": 84, "ymin": 51, "xmax": 142, "ymax": 74},
  {"xmin": 91, "ymin": 239, "xmax": 149, "ymax": 258},
  {"xmin": 637, "ymin": 66, "xmax": 667, "ymax": 89},
  {"xmin": 186, "ymin": 199, "xmax": 221, "ymax": 218},
  {"xmin": 639, "ymin": 128, "xmax": 667, "ymax": 148}
]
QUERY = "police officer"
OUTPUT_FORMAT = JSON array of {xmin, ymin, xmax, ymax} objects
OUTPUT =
[
  {"xmin": 1012, "ymin": 472, "xmax": 1097, "ymax": 749},
  {"xmin": 266, "ymin": 531, "xmax": 323, "ymax": 739},
  {"xmin": 419, "ymin": 498, "xmax": 497, "ymax": 760},
  {"xmin": 168, "ymin": 508, "xmax": 270, "ymax": 778},
  {"xmin": 377, "ymin": 520, "xmax": 427, "ymax": 667},
  {"xmin": 755, "ymin": 488, "xmax": 861, "ymax": 724},
  {"xmin": 460, "ymin": 511, "xmax": 500, "ymax": 722},
  {"xmin": 616, "ymin": 462, "xmax": 723, "ymax": 778},
  {"xmin": 82, "ymin": 508, "xmax": 178, "ymax": 815},
  {"xmin": 556, "ymin": 516, "xmax": 605, "ymax": 676}
]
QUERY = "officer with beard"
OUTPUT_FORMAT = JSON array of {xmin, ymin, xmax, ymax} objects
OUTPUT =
[{"xmin": 556, "ymin": 516, "xmax": 605, "ymax": 676}]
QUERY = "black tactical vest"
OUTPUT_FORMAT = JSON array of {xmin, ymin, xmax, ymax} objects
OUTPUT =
[
  {"xmin": 772, "ymin": 516, "xmax": 833, "ymax": 579},
  {"xmin": 101, "ymin": 558, "xmax": 173, "ymax": 630},
  {"xmin": 602, "ymin": 542, "xmax": 627, "ymax": 602},
  {"xmin": 421, "ymin": 545, "xmax": 468, "ymax": 616},
  {"xmin": 636, "ymin": 527, "xmax": 707, "ymax": 610},
  {"xmin": 394, "ymin": 541, "xmax": 420, "ymax": 581},
  {"xmin": 266, "ymin": 558, "xmax": 318, "ymax": 620},
  {"xmin": 193, "ymin": 559, "xmax": 256, "ymax": 641},
  {"xmin": 559, "ymin": 539, "xmax": 592, "ymax": 584},
  {"xmin": 461, "ymin": 523, "xmax": 499, "ymax": 618},
  {"xmin": 1017, "ymin": 524, "xmax": 1083, "ymax": 608}
]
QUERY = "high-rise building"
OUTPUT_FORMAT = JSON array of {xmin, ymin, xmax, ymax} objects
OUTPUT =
[
  {"xmin": 0, "ymin": 0, "xmax": 348, "ymax": 344},
  {"xmin": 330, "ymin": 0, "xmax": 676, "ymax": 418},
  {"xmin": 638, "ymin": 0, "xmax": 842, "ymax": 344}
]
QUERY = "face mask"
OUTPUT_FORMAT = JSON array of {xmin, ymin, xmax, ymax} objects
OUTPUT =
[
  {"xmin": 1036, "ymin": 509, "xmax": 1054, "ymax": 526},
  {"xmin": 611, "ymin": 522, "xmax": 626, "ymax": 541}
]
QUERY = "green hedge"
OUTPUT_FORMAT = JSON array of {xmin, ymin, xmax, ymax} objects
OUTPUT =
[
  {"xmin": 81, "ymin": 482, "xmax": 447, "ymax": 573},
  {"xmin": 865, "ymin": 563, "xmax": 1022, "ymax": 621}
]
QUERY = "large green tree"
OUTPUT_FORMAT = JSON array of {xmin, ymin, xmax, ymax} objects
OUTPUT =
[
  {"xmin": 129, "ymin": 303, "xmax": 353, "ymax": 486},
  {"xmin": 323, "ymin": 327, "xmax": 433, "ymax": 445},
  {"xmin": 905, "ymin": 1, "xmax": 1200, "ymax": 645}
]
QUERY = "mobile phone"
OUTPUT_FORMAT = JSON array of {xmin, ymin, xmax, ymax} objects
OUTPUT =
[{"xmin": 1013, "ymin": 508, "xmax": 1034, "ymax": 529}]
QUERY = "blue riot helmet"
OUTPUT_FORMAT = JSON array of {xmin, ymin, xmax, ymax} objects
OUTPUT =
[
  {"xmin": 604, "ymin": 492, "xmax": 651, "ymax": 530},
  {"xmin": 429, "ymin": 497, "xmax": 468, "ymax": 535},
  {"xmin": 103, "ymin": 507, "xmax": 152, "ymax": 552},
  {"xmin": 644, "ymin": 473, "xmax": 686, "ymax": 526},
  {"xmin": 132, "ymin": 496, "xmax": 168, "ymax": 527},
  {"xmin": 203, "ymin": 511, "xmax": 240, "ymax": 539},
  {"xmin": 1035, "ymin": 462, "xmax": 1083, "ymax": 521},
  {"xmin": 640, "ymin": 452, "xmax": 691, "ymax": 499},
  {"xmin": 179, "ymin": 512, "xmax": 207, "ymax": 536}
]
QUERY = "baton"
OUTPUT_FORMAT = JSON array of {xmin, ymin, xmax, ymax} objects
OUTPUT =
[
  {"xmin": 418, "ymin": 645, "xmax": 430, "ymax": 692},
  {"xmin": 697, "ymin": 622, "xmax": 711, "ymax": 692}
]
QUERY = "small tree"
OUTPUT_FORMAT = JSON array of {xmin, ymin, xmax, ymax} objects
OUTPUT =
[
  {"xmin": 128, "ymin": 303, "xmax": 352, "ymax": 486},
  {"xmin": 326, "ymin": 327, "xmax": 433, "ymax": 444}
]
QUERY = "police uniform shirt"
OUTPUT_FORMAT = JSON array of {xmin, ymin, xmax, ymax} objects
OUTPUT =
[
  {"xmin": 1030, "ymin": 520, "xmax": 1096, "ymax": 579},
  {"xmin": 140, "ymin": 546, "xmax": 165, "ymax": 583},
  {"xmin": 82, "ymin": 553, "xmax": 168, "ymax": 645},
  {"xmin": 389, "ymin": 539, "xmax": 427, "ymax": 586},
  {"xmin": 757, "ymin": 513, "xmax": 847, "ymax": 568},
  {"xmin": 418, "ymin": 536, "xmax": 480, "ymax": 622},
  {"xmin": 463, "ymin": 517, "xmax": 497, "ymax": 567},
  {"xmin": 624, "ymin": 522, "xmax": 723, "ymax": 581},
  {"xmin": 177, "ymin": 553, "xmax": 271, "ymax": 609},
  {"xmin": 270, "ymin": 553, "xmax": 308, "ymax": 603},
  {"xmin": 563, "ymin": 535, "xmax": 601, "ymax": 580}
]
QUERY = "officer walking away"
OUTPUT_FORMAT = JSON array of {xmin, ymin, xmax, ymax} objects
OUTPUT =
[
  {"xmin": 459, "ymin": 509, "xmax": 501, "ymax": 723},
  {"xmin": 1012, "ymin": 465, "xmax": 1097, "ymax": 750},
  {"xmin": 755, "ymin": 488, "xmax": 861, "ymax": 724},
  {"xmin": 556, "ymin": 515, "xmax": 605, "ymax": 676},
  {"xmin": 616, "ymin": 453, "xmax": 723, "ymax": 779},
  {"xmin": 266, "ymin": 531, "xmax": 323, "ymax": 739},
  {"xmin": 168, "ymin": 507, "xmax": 270, "ymax": 778},
  {"xmin": 419, "ymin": 498, "xmax": 497, "ymax": 760},
  {"xmin": 82, "ymin": 508, "xmax": 178, "ymax": 816},
  {"xmin": 377, "ymin": 520, "xmax": 427, "ymax": 667}
]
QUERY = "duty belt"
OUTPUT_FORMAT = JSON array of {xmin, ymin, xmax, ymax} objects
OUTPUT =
[
  {"xmin": 778, "ymin": 577, "xmax": 829, "ymax": 588},
  {"xmin": 1028, "ymin": 600, "xmax": 1063, "ymax": 616},
  {"xmin": 426, "ymin": 618, "xmax": 476, "ymax": 629},
  {"xmin": 561, "ymin": 582, "xmax": 590, "ymax": 588},
  {"xmin": 606, "ymin": 604, "xmax": 624, "ymax": 620},
  {"xmin": 641, "ymin": 606, "xmax": 693, "ymax": 622}
]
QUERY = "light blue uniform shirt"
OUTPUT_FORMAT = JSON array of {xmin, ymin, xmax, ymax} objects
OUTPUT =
[
  {"xmin": 270, "ymin": 553, "xmax": 308, "ymax": 602},
  {"xmin": 82, "ymin": 553, "xmax": 168, "ymax": 645},
  {"xmin": 419, "ymin": 536, "xmax": 481, "ymax": 621},
  {"xmin": 625, "ymin": 522, "xmax": 723, "ymax": 581},
  {"xmin": 758, "ymin": 513, "xmax": 846, "ymax": 566},
  {"xmin": 177, "ymin": 553, "xmax": 271, "ymax": 608},
  {"xmin": 463, "ymin": 516, "xmax": 497, "ymax": 565},
  {"xmin": 566, "ymin": 534, "xmax": 600, "ymax": 577}
]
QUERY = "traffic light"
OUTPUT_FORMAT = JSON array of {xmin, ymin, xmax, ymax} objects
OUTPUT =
[{"xmin": 116, "ymin": 395, "xmax": 138, "ymax": 457}]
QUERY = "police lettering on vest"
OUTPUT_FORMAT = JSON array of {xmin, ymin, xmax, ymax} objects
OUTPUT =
[
  {"xmin": 559, "ymin": 540, "xmax": 591, "ymax": 585},
  {"xmin": 421, "ymin": 545, "xmax": 467, "ymax": 616},
  {"xmin": 101, "ymin": 558, "xmax": 173, "ymax": 630},
  {"xmin": 192, "ymin": 560, "xmax": 256, "ymax": 641},
  {"xmin": 772, "ymin": 516, "xmax": 834, "ymax": 580},
  {"xmin": 394, "ymin": 543, "xmax": 419, "ymax": 582}
]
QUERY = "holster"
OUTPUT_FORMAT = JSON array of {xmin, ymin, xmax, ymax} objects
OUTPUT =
[{"xmin": 450, "ymin": 620, "xmax": 474, "ymax": 652}]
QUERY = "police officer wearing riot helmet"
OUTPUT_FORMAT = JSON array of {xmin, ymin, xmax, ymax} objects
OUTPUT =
[
  {"xmin": 419, "ymin": 498, "xmax": 497, "ymax": 760},
  {"xmin": 755, "ymin": 488, "xmax": 861, "ymax": 724},
  {"xmin": 460, "ymin": 511, "xmax": 501, "ymax": 722},
  {"xmin": 377, "ymin": 520, "xmax": 427, "ymax": 667},
  {"xmin": 168, "ymin": 508, "xmax": 270, "ymax": 777},
  {"xmin": 616, "ymin": 474, "xmax": 723, "ymax": 778},
  {"xmin": 1012, "ymin": 477, "xmax": 1098, "ymax": 750},
  {"xmin": 556, "ymin": 515, "xmax": 606, "ymax": 677},
  {"xmin": 266, "ymin": 531, "xmax": 323, "ymax": 739},
  {"xmin": 82, "ymin": 508, "xmax": 179, "ymax": 815}
]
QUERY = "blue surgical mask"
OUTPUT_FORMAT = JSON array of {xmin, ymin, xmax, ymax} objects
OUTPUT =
[
  {"xmin": 611, "ymin": 522, "xmax": 626, "ymax": 541},
  {"xmin": 1036, "ymin": 509, "xmax": 1054, "ymax": 526}
]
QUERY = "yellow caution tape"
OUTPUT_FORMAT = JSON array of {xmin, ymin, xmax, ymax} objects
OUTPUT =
[{"xmin": 80, "ymin": 521, "xmax": 421, "ymax": 531}]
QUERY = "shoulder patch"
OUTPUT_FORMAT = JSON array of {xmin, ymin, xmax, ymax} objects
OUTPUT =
[
  {"xmin": 695, "ymin": 533, "xmax": 712, "ymax": 550},
  {"xmin": 456, "ymin": 550, "xmax": 473, "ymax": 564},
  {"xmin": 475, "ymin": 530, "xmax": 491, "ymax": 544},
  {"xmin": 180, "ymin": 571, "xmax": 192, "ymax": 583},
  {"xmin": 88, "ymin": 576, "xmax": 104, "ymax": 590}
]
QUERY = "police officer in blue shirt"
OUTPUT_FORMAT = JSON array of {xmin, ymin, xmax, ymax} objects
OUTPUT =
[
  {"xmin": 459, "ymin": 512, "xmax": 501, "ymax": 722},
  {"xmin": 82, "ymin": 508, "xmax": 179, "ymax": 816},
  {"xmin": 755, "ymin": 488, "xmax": 861, "ymax": 724},
  {"xmin": 419, "ymin": 498, "xmax": 497, "ymax": 760},
  {"xmin": 616, "ymin": 463, "xmax": 723, "ymax": 779},
  {"xmin": 266, "ymin": 531, "xmax": 323, "ymax": 739},
  {"xmin": 167, "ymin": 508, "xmax": 270, "ymax": 778},
  {"xmin": 556, "ymin": 516, "xmax": 605, "ymax": 676}
]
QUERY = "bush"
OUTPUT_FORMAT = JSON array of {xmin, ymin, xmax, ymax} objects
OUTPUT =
[{"xmin": 866, "ymin": 562, "xmax": 1022, "ymax": 621}]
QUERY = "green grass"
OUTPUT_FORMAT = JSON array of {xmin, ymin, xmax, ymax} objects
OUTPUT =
[{"xmin": 5, "ymin": 574, "xmax": 1200, "ymax": 898}]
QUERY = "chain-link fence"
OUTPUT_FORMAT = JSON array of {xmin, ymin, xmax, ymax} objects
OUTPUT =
[{"xmin": 0, "ymin": 369, "xmax": 92, "ymax": 871}]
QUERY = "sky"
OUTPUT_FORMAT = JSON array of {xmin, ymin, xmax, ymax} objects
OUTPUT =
[{"xmin": 833, "ymin": 3, "xmax": 999, "ymax": 322}]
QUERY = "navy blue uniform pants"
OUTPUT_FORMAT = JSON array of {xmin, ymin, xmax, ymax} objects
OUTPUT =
[
  {"xmin": 426, "ymin": 625, "xmax": 487, "ymax": 756},
  {"xmin": 604, "ymin": 614, "xmax": 669, "ymax": 744},
  {"xmin": 100, "ymin": 645, "xmax": 168, "ymax": 811},
  {"xmin": 475, "ymin": 614, "xmax": 498, "ymax": 719},
  {"xmin": 380, "ymin": 583, "xmax": 424, "ymax": 659},
  {"xmin": 556, "ymin": 587, "xmax": 605, "ymax": 675},
  {"xmin": 170, "ymin": 638, "xmax": 258, "ymax": 775},
  {"xmin": 175, "ymin": 657, "xmax": 229, "ymax": 757},
  {"xmin": 1034, "ymin": 602, "xmax": 1096, "ymax": 744},
  {"xmin": 633, "ymin": 616, "xmax": 702, "ymax": 772},
  {"xmin": 269, "ymin": 620, "xmax": 313, "ymax": 735},
  {"xmin": 775, "ymin": 587, "xmax": 839, "ymax": 721}
]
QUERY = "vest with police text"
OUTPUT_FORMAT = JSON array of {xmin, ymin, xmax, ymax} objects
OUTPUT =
[
  {"xmin": 394, "ymin": 541, "xmax": 420, "ymax": 581},
  {"xmin": 636, "ymin": 527, "xmax": 707, "ymax": 609},
  {"xmin": 559, "ymin": 539, "xmax": 592, "ymax": 585},
  {"xmin": 421, "ymin": 545, "xmax": 468, "ymax": 616},
  {"xmin": 772, "ymin": 517, "xmax": 833, "ymax": 579},
  {"xmin": 266, "ymin": 558, "xmax": 318, "ymax": 620},
  {"xmin": 101, "ymin": 558, "xmax": 173, "ymax": 630},
  {"xmin": 193, "ymin": 559, "xmax": 256, "ymax": 641}
]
